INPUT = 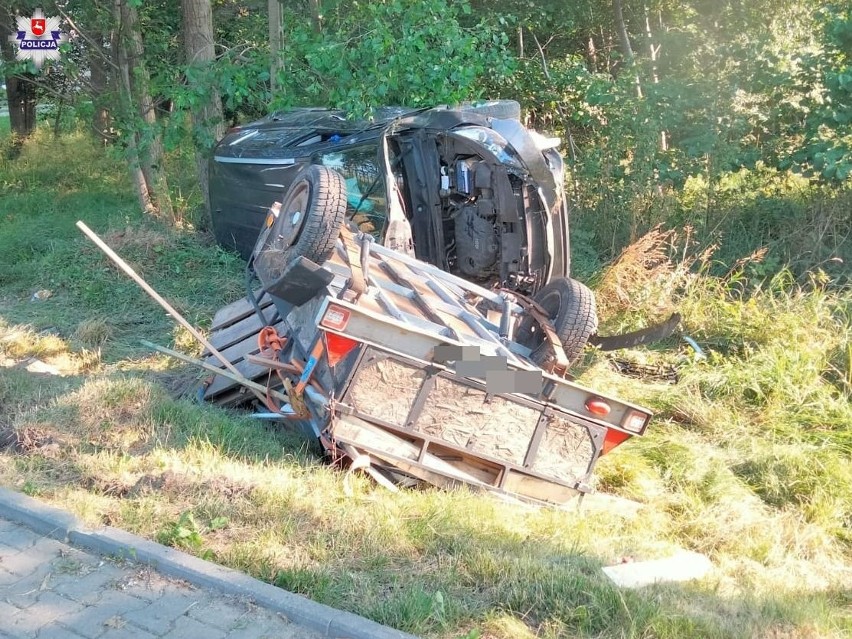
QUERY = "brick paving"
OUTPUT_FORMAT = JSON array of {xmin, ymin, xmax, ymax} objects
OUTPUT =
[{"xmin": 0, "ymin": 518, "xmax": 321, "ymax": 639}]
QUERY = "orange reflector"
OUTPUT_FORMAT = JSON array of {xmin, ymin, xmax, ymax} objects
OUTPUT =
[
  {"xmin": 602, "ymin": 428, "xmax": 631, "ymax": 454},
  {"xmin": 320, "ymin": 305, "xmax": 351, "ymax": 331},
  {"xmin": 324, "ymin": 332, "xmax": 359, "ymax": 367},
  {"xmin": 585, "ymin": 397, "xmax": 611, "ymax": 417}
]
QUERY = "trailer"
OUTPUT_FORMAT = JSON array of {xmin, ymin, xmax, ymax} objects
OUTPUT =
[{"xmin": 200, "ymin": 226, "xmax": 652, "ymax": 506}]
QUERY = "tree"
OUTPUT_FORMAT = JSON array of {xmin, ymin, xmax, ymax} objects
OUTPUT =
[
  {"xmin": 277, "ymin": 0, "xmax": 513, "ymax": 116},
  {"xmin": 113, "ymin": 0, "xmax": 173, "ymax": 218},
  {"xmin": 268, "ymin": 0, "xmax": 281, "ymax": 93},
  {"xmin": 182, "ymin": 0, "xmax": 224, "ymax": 227},
  {"xmin": 612, "ymin": 0, "xmax": 634, "ymax": 64},
  {"xmin": 0, "ymin": 2, "xmax": 38, "ymax": 146}
]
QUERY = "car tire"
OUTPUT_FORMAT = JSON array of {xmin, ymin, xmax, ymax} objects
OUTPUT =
[
  {"xmin": 461, "ymin": 99, "xmax": 522, "ymax": 120},
  {"xmin": 254, "ymin": 165, "xmax": 347, "ymax": 284},
  {"xmin": 515, "ymin": 277, "xmax": 598, "ymax": 368}
]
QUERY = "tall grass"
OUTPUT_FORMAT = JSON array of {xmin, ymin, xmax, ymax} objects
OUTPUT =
[
  {"xmin": 571, "ymin": 164, "xmax": 852, "ymax": 287},
  {"xmin": 591, "ymin": 230, "xmax": 852, "ymax": 563}
]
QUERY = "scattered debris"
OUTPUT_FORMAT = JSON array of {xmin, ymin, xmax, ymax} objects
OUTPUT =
[
  {"xmin": 591, "ymin": 312, "xmax": 682, "ymax": 351},
  {"xmin": 602, "ymin": 550, "xmax": 713, "ymax": 588},
  {"xmin": 609, "ymin": 357, "xmax": 679, "ymax": 384},
  {"xmin": 20, "ymin": 358, "xmax": 63, "ymax": 377},
  {"xmin": 30, "ymin": 289, "xmax": 52, "ymax": 302}
]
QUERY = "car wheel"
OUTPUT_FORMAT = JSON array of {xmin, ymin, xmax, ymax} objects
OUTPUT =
[
  {"xmin": 515, "ymin": 277, "xmax": 598, "ymax": 368},
  {"xmin": 461, "ymin": 99, "xmax": 521, "ymax": 120},
  {"xmin": 254, "ymin": 165, "xmax": 347, "ymax": 284}
]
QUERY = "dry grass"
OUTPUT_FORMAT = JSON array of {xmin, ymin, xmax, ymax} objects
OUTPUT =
[
  {"xmin": 102, "ymin": 226, "xmax": 177, "ymax": 255},
  {"xmin": 0, "ymin": 324, "xmax": 69, "ymax": 361},
  {"xmin": 74, "ymin": 318, "xmax": 114, "ymax": 349}
]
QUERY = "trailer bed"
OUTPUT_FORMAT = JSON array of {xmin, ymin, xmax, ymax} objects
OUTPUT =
[{"xmin": 201, "ymin": 230, "xmax": 652, "ymax": 505}]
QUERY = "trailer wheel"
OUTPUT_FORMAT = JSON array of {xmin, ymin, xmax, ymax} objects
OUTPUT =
[
  {"xmin": 254, "ymin": 165, "xmax": 347, "ymax": 285},
  {"xmin": 515, "ymin": 277, "xmax": 598, "ymax": 368},
  {"xmin": 460, "ymin": 99, "xmax": 521, "ymax": 120}
]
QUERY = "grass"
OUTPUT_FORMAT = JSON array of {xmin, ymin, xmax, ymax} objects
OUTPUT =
[{"xmin": 1, "ymin": 125, "xmax": 850, "ymax": 639}]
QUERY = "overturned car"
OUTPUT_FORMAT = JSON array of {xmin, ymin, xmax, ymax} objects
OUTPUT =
[{"xmin": 210, "ymin": 101, "xmax": 597, "ymax": 365}]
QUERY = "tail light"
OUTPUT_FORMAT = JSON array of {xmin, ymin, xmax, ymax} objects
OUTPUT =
[
  {"xmin": 622, "ymin": 410, "xmax": 650, "ymax": 434},
  {"xmin": 584, "ymin": 397, "xmax": 611, "ymax": 417},
  {"xmin": 320, "ymin": 304, "xmax": 351, "ymax": 331}
]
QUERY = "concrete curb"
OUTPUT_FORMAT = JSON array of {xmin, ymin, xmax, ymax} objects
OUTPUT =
[{"xmin": 0, "ymin": 487, "xmax": 419, "ymax": 639}]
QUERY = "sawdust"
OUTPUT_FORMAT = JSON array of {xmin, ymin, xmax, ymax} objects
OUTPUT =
[
  {"xmin": 414, "ymin": 377, "xmax": 539, "ymax": 466},
  {"xmin": 531, "ymin": 414, "xmax": 594, "ymax": 484},
  {"xmin": 347, "ymin": 356, "xmax": 425, "ymax": 425}
]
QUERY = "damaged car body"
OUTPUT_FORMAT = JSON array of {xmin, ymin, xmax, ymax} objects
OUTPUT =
[{"xmin": 209, "ymin": 103, "xmax": 570, "ymax": 296}]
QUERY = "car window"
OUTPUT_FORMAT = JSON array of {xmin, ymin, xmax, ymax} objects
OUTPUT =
[{"xmin": 318, "ymin": 146, "xmax": 388, "ymax": 240}]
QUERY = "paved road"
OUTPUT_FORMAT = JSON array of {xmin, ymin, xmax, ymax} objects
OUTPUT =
[{"xmin": 0, "ymin": 518, "xmax": 321, "ymax": 639}]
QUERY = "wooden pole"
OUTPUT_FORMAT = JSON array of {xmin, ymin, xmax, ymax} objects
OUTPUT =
[
  {"xmin": 76, "ymin": 220, "xmax": 270, "ymax": 405},
  {"xmin": 140, "ymin": 340, "xmax": 290, "ymax": 406}
]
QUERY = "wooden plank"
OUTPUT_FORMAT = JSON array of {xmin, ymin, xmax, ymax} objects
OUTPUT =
[
  {"xmin": 502, "ymin": 471, "xmax": 579, "ymax": 505},
  {"xmin": 332, "ymin": 417, "xmax": 500, "ymax": 486},
  {"xmin": 208, "ymin": 313, "xmax": 269, "ymax": 351},
  {"xmin": 204, "ymin": 356, "xmax": 274, "ymax": 399},
  {"xmin": 203, "ymin": 319, "xmax": 286, "ymax": 367},
  {"xmin": 210, "ymin": 291, "xmax": 273, "ymax": 332},
  {"xmin": 206, "ymin": 386, "xmax": 256, "ymax": 407}
]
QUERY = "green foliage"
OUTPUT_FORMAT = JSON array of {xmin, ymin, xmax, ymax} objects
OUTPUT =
[
  {"xmin": 275, "ymin": 0, "xmax": 515, "ymax": 116},
  {"xmin": 783, "ymin": 5, "xmax": 852, "ymax": 181},
  {"xmin": 157, "ymin": 510, "xmax": 228, "ymax": 557}
]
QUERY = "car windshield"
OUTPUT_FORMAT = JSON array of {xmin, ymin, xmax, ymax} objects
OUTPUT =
[{"xmin": 318, "ymin": 146, "xmax": 388, "ymax": 240}]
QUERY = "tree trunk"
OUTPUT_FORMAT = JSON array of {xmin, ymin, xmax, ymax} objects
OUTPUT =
[
  {"xmin": 0, "ymin": 8, "xmax": 37, "ymax": 146},
  {"xmin": 116, "ymin": 0, "xmax": 173, "ymax": 219},
  {"xmin": 645, "ymin": 5, "xmax": 667, "ymax": 152},
  {"xmin": 4, "ymin": 75, "xmax": 37, "ymax": 139},
  {"xmin": 182, "ymin": 0, "xmax": 225, "ymax": 230},
  {"xmin": 269, "ymin": 0, "xmax": 282, "ymax": 92},
  {"xmin": 612, "ymin": 0, "xmax": 634, "ymax": 63},
  {"xmin": 308, "ymin": 0, "xmax": 321, "ymax": 33},
  {"xmin": 612, "ymin": 0, "xmax": 642, "ymax": 97},
  {"xmin": 114, "ymin": 9, "xmax": 154, "ymax": 216},
  {"xmin": 89, "ymin": 32, "xmax": 113, "ymax": 143},
  {"xmin": 587, "ymin": 35, "xmax": 598, "ymax": 72}
]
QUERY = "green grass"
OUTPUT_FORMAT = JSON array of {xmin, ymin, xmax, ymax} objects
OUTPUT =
[{"xmin": 0, "ymin": 126, "xmax": 850, "ymax": 639}]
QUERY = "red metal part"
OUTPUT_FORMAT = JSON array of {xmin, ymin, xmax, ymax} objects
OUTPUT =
[
  {"xmin": 602, "ymin": 428, "xmax": 632, "ymax": 455},
  {"xmin": 324, "ymin": 331, "xmax": 359, "ymax": 367}
]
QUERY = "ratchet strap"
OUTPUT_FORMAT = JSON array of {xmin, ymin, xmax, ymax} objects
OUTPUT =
[
  {"xmin": 257, "ymin": 326, "xmax": 289, "ymax": 413},
  {"xmin": 512, "ymin": 291, "xmax": 571, "ymax": 377},
  {"xmin": 339, "ymin": 226, "xmax": 367, "ymax": 299}
]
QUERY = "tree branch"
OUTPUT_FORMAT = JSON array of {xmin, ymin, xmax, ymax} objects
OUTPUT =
[{"xmin": 55, "ymin": 7, "xmax": 119, "ymax": 71}]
